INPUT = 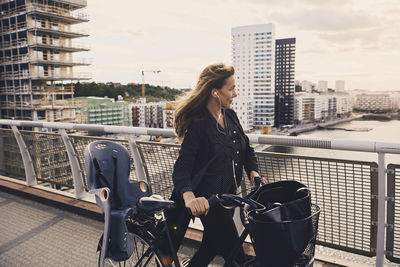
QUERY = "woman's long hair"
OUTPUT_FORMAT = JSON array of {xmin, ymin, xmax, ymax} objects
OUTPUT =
[{"xmin": 174, "ymin": 63, "xmax": 234, "ymax": 140}]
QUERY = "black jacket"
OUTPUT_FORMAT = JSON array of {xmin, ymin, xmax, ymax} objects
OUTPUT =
[{"xmin": 172, "ymin": 108, "xmax": 258, "ymax": 198}]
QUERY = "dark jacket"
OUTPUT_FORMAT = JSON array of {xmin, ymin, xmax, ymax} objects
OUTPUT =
[{"xmin": 172, "ymin": 108, "xmax": 258, "ymax": 198}]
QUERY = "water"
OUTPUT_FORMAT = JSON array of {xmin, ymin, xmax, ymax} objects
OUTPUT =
[
  {"xmin": 266, "ymin": 119, "xmax": 400, "ymax": 165},
  {"xmin": 267, "ymin": 119, "xmax": 400, "ymax": 266}
]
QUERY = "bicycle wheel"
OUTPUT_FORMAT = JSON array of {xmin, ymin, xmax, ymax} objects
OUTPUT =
[{"xmin": 98, "ymin": 231, "xmax": 167, "ymax": 267}]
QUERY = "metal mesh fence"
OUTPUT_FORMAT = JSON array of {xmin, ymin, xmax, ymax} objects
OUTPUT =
[
  {"xmin": 0, "ymin": 128, "xmax": 25, "ymax": 179},
  {"xmin": 0, "ymin": 130, "xmax": 381, "ymax": 258},
  {"xmin": 20, "ymin": 131, "xmax": 73, "ymax": 189},
  {"xmin": 386, "ymin": 164, "xmax": 400, "ymax": 263},
  {"xmin": 136, "ymin": 141, "xmax": 180, "ymax": 199},
  {"xmin": 254, "ymin": 151, "xmax": 376, "ymax": 256},
  {"xmin": 135, "ymin": 141, "xmax": 376, "ymax": 256},
  {"xmin": 69, "ymin": 135, "xmax": 138, "ymax": 190}
]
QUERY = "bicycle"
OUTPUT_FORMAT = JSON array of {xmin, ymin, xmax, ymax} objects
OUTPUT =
[
  {"xmin": 85, "ymin": 140, "xmax": 320, "ymax": 267},
  {"xmin": 97, "ymin": 179, "xmax": 320, "ymax": 267}
]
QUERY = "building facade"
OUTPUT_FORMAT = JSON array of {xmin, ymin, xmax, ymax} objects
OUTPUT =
[
  {"xmin": 355, "ymin": 94, "xmax": 393, "ymax": 111},
  {"xmin": 0, "ymin": 0, "xmax": 90, "ymax": 122},
  {"xmin": 301, "ymin": 80, "xmax": 313, "ymax": 93},
  {"xmin": 335, "ymin": 80, "xmax": 345, "ymax": 92},
  {"xmin": 131, "ymin": 98, "xmax": 166, "ymax": 128},
  {"xmin": 76, "ymin": 97, "xmax": 132, "ymax": 126},
  {"xmin": 232, "ymin": 24, "xmax": 275, "ymax": 129},
  {"xmin": 274, "ymin": 38, "xmax": 295, "ymax": 127},
  {"xmin": 0, "ymin": 0, "xmax": 89, "ymax": 183},
  {"xmin": 317, "ymin": 81, "xmax": 328, "ymax": 92}
]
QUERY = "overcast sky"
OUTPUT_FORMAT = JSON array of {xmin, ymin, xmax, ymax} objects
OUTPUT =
[{"xmin": 77, "ymin": 0, "xmax": 400, "ymax": 91}]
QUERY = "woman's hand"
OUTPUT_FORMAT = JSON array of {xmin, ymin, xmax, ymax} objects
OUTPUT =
[
  {"xmin": 250, "ymin": 171, "xmax": 267, "ymax": 186},
  {"xmin": 182, "ymin": 191, "xmax": 210, "ymax": 216}
]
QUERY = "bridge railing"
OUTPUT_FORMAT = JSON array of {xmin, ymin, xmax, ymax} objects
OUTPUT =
[{"xmin": 1, "ymin": 119, "xmax": 400, "ymax": 266}]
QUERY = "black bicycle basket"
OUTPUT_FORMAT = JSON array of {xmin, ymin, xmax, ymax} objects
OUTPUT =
[{"xmin": 246, "ymin": 180, "xmax": 320, "ymax": 267}]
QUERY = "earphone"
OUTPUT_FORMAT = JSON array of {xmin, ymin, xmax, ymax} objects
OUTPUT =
[{"xmin": 213, "ymin": 90, "xmax": 227, "ymax": 135}]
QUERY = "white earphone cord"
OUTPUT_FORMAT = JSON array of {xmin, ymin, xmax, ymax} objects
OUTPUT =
[{"xmin": 215, "ymin": 93, "xmax": 227, "ymax": 135}]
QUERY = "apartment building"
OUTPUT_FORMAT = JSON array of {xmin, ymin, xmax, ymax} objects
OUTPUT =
[
  {"xmin": 274, "ymin": 38, "xmax": 295, "ymax": 127},
  {"xmin": 317, "ymin": 81, "xmax": 328, "ymax": 93},
  {"xmin": 301, "ymin": 80, "xmax": 313, "ymax": 93},
  {"xmin": 294, "ymin": 93, "xmax": 318, "ymax": 123},
  {"xmin": 162, "ymin": 102, "xmax": 176, "ymax": 129},
  {"xmin": 335, "ymin": 80, "xmax": 345, "ymax": 92},
  {"xmin": 294, "ymin": 92, "xmax": 351, "ymax": 124},
  {"xmin": 0, "ymin": 0, "xmax": 90, "ymax": 122},
  {"xmin": 232, "ymin": 24, "xmax": 275, "ymax": 129},
  {"xmin": 76, "ymin": 97, "xmax": 132, "ymax": 126},
  {"xmin": 131, "ymin": 98, "xmax": 165, "ymax": 128},
  {"xmin": 355, "ymin": 93, "xmax": 393, "ymax": 111}
]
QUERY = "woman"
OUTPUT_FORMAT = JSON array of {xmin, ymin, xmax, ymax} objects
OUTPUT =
[{"xmin": 170, "ymin": 63, "xmax": 262, "ymax": 266}]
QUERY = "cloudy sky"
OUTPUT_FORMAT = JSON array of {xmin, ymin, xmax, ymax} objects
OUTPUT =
[{"xmin": 77, "ymin": 0, "xmax": 400, "ymax": 91}]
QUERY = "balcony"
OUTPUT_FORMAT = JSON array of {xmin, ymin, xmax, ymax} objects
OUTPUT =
[
  {"xmin": 1, "ymin": 2, "xmax": 89, "ymax": 23},
  {"xmin": 28, "ymin": 40, "xmax": 90, "ymax": 52},
  {"xmin": 31, "ymin": 99, "xmax": 79, "ymax": 109},
  {"xmin": 0, "ymin": 70, "xmax": 90, "ymax": 80},
  {"xmin": 0, "ymin": 21, "xmax": 89, "ymax": 38},
  {"xmin": 0, "ymin": 54, "xmax": 30, "ymax": 65},
  {"xmin": 31, "ymin": 85, "xmax": 74, "ymax": 94},
  {"xmin": 0, "ymin": 120, "xmax": 399, "ymax": 266},
  {"xmin": 27, "ymin": 2, "xmax": 89, "ymax": 24},
  {"xmin": 30, "ymin": 55, "xmax": 92, "ymax": 66},
  {"xmin": 0, "ymin": 38, "xmax": 29, "ymax": 50}
]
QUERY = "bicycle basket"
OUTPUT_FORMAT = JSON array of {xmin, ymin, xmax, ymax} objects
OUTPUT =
[
  {"xmin": 248, "ymin": 180, "xmax": 312, "ymax": 221},
  {"xmin": 247, "ymin": 203, "xmax": 320, "ymax": 267}
]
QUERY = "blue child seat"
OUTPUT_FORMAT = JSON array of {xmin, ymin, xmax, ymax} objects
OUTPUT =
[{"xmin": 84, "ymin": 140, "xmax": 150, "ymax": 264}]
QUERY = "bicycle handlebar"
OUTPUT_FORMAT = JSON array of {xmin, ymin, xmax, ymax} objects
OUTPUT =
[{"xmin": 186, "ymin": 176, "xmax": 265, "ymax": 217}]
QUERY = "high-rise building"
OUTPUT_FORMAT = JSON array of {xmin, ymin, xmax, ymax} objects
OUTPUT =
[
  {"xmin": 335, "ymin": 80, "xmax": 345, "ymax": 92},
  {"xmin": 0, "ymin": 0, "xmax": 90, "ymax": 122},
  {"xmin": 301, "ymin": 80, "xmax": 312, "ymax": 93},
  {"xmin": 274, "ymin": 38, "xmax": 295, "ymax": 127},
  {"xmin": 232, "ymin": 24, "xmax": 275, "ymax": 129},
  {"xmin": 317, "ymin": 80, "xmax": 328, "ymax": 92}
]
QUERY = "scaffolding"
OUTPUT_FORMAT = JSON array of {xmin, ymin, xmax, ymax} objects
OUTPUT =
[
  {"xmin": 0, "ymin": 0, "xmax": 90, "ymax": 121},
  {"xmin": 0, "ymin": 0, "xmax": 90, "ymax": 184}
]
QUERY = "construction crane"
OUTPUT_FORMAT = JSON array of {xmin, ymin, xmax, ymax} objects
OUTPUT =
[{"xmin": 141, "ymin": 68, "xmax": 161, "ymax": 97}]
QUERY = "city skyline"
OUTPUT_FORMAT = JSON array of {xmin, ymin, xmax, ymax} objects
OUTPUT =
[{"xmin": 80, "ymin": 0, "xmax": 400, "ymax": 91}]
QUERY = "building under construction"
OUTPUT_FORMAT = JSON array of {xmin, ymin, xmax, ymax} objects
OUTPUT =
[
  {"xmin": 0, "ymin": 0, "xmax": 90, "ymax": 122},
  {"xmin": 0, "ymin": 0, "xmax": 90, "ymax": 186}
]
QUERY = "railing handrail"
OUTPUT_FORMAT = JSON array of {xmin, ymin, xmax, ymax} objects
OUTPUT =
[{"xmin": 1, "ymin": 119, "xmax": 400, "ymax": 154}]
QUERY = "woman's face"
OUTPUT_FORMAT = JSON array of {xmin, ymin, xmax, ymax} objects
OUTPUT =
[{"xmin": 216, "ymin": 75, "xmax": 237, "ymax": 109}]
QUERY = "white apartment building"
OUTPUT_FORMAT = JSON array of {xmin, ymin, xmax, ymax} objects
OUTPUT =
[
  {"xmin": 335, "ymin": 93, "xmax": 352, "ymax": 116},
  {"xmin": 232, "ymin": 98, "xmax": 253, "ymax": 131},
  {"xmin": 131, "ymin": 98, "xmax": 166, "ymax": 128},
  {"xmin": 301, "ymin": 80, "xmax": 313, "ymax": 93},
  {"xmin": 294, "ymin": 92, "xmax": 351, "ymax": 124},
  {"xmin": 355, "ymin": 94, "xmax": 393, "ymax": 111},
  {"xmin": 317, "ymin": 81, "xmax": 328, "ymax": 92},
  {"xmin": 294, "ymin": 92, "xmax": 320, "ymax": 123},
  {"xmin": 335, "ymin": 80, "xmax": 345, "ymax": 92},
  {"xmin": 232, "ymin": 24, "xmax": 275, "ymax": 129}
]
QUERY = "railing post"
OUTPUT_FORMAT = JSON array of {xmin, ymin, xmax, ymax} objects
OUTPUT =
[
  {"xmin": 376, "ymin": 152, "xmax": 386, "ymax": 267},
  {"xmin": 385, "ymin": 164, "xmax": 395, "ymax": 262},
  {"xmin": 11, "ymin": 125, "xmax": 37, "ymax": 186},
  {"xmin": 127, "ymin": 135, "xmax": 147, "ymax": 181},
  {"xmin": 60, "ymin": 129, "xmax": 86, "ymax": 199}
]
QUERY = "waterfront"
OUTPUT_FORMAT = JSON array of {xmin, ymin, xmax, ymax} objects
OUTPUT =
[{"xmin": 267, "ymin": 119, "xmax": 400, "ymax": 165}]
